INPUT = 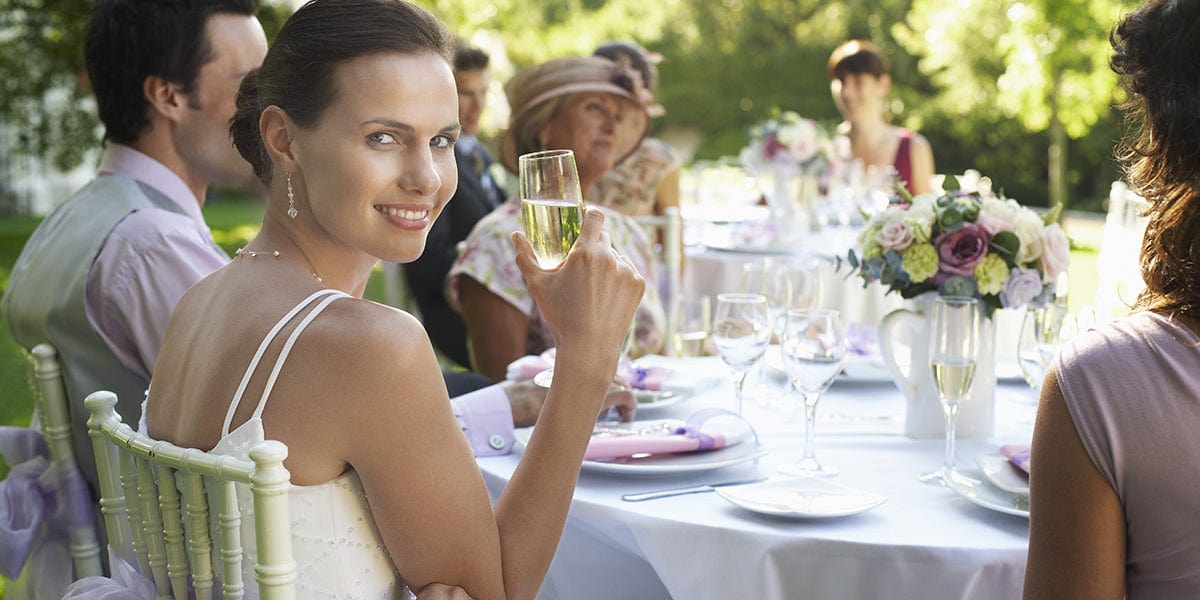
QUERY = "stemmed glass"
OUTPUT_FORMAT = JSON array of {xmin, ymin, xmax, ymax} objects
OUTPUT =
[
  {"xmin": 741, "ymin": 259, "xmax": 794, "ymax": 335},
  {"xmin": 519, "ymin": 150, "xmax": 584, "ymax": 387},
  {"xmin": 1016, "ymin": 302, "xmax": 1070, "ymax": 402},
  {"xmin": 711, "ymin": 293, "xmax": 772, "ymax": 416},
  {"xmin": 919, "ymin": 296, "xmax": 981, "ymax": 485},
  {"xmin": 780, "ymin": 309, "xmax": 846, "ymax": 477}
]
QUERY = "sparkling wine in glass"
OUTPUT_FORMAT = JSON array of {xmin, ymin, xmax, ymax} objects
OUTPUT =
[
  {"xmin": 712, "ymin": 293, "xmax": 772, "ymax": 416},
  {"xmin": 919, "ymin": 296, "xmax": 981, "ymax": 485},
  {"xmin": 520, "ymin": 149, "xmax": 583, "ymax": 386},
  {"xmin": 780, "ymin": 309, "xmax": 845, "ymax": 477},
  {"xmin": 519, "ymin": 149, "xmax": 584, "ymax": 269},
  {"xmin": 670, "ymin": 296, "xmax": 711, "ymax": 357}
]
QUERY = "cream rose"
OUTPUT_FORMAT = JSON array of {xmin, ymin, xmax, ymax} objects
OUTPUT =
[
  {"xmin": 876, "ymin": 220, "xmax": 915, "ymax": 252},
  {"xmin": 1040, "ymin": 223, "xmax": 1070, "ymax": 283},
  {"xmin": 1013, "ymin": 210, "xmax": 1045, "ymax": 264}
]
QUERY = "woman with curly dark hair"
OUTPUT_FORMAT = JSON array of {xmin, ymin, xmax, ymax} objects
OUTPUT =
[{"xmin": 1023, "ymin": 1, "xmax": 1200, "ymax": 598}]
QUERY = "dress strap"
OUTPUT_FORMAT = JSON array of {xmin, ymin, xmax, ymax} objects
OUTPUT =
[
  {"xmin": 892, "ymin": 129, "xmax": 914, "ymax": 194},
  {"xmin": 250, "ymin": 291, "xmax": 348, "ymax": 420},
  {"xmin": 221, "ymin": 289, "xmax": 347, "ymax": 436}
]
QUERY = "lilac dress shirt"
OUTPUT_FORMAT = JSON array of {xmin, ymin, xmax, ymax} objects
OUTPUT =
[{"xmin": 83, "ymin": 145, "xmax": 513, "ymax": 456}]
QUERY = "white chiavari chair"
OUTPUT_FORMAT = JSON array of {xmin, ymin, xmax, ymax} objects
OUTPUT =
[
  {"xmin": 29, "ymin": 343, "xmax": 104, "ymax": 579},
  {"xmin": 84, "ymin": 391, "xmax": 296, "ymax": 600}
]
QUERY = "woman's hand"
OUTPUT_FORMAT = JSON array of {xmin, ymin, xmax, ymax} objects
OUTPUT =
[{"xmin": 512, "ymin": 207, "xmax": 645, "ymax": 364}]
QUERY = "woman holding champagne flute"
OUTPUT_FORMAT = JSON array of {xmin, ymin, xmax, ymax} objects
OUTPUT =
[{"xmin": 450, "ymin": 56, "xmax": 667, "ymax": 382}]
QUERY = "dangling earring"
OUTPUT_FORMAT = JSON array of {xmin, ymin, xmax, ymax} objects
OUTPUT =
[{"xmin": 286, "ymin": 173, "xmax": 297, "ymax": 219}]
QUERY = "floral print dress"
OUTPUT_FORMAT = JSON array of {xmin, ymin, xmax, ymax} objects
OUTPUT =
[
  {"xmin": 447, "ymin": 198, "xmax": 666, "ymax": 359},
  {"xmin": 588, "ymin": 138, "xmax": 682, "ymax": 217}
]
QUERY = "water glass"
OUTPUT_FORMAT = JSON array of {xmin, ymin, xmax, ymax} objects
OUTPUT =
[
  {"xmin": 712, "ymin": 293, "xmax": 772, "ymax": 415},
  {"xmin": 780, "ymin": 309, "xmax": 845, "ymax": 477}
]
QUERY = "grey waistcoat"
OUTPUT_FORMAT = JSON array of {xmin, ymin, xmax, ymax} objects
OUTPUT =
[{"xmin": 3, "ymin": 175, "xmax": 194, "ymax": 492}]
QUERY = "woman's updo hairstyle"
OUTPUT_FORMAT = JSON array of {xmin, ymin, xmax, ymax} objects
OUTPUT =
[
  {"xmin": 1110, "ymin": 0, "xmax": 1200, "ymax": 317},
  {"xmin": 230, "ymin": 0, "xmax": 453, "ymax": 184},
  {"xmin": 827, "ymin": 40, "xmax": 889, "ymax": 82}
]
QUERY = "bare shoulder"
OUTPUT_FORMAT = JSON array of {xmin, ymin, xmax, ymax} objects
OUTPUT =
[
  {"xmin": 306, "ymin": 298, "xmax": 433, "ymax": 369},
  {"xmin": 909, "ymin": 130, "xmax": 933, "ymax": 152}
]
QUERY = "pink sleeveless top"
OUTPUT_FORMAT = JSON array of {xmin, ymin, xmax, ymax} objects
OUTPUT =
[
  {"xmin": 1055, "ymin": 311, "xmax": 1200, "ymax": 598},
  {"xmin": 892, "ymin": 129, "xmax": 914, "ymax": 195}
]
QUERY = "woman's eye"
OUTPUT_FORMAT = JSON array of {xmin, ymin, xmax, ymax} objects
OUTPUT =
[
  {"xmin": 368, "ymin": 132, "xmax": 398, "ymax": 145},
  {"xmin": 431, "ymin": 135, "xmax": 454, "ymax": 149}
]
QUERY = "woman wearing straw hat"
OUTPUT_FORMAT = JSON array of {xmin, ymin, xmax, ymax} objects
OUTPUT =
[{"xmin": 449, "ymin": 56, "xmax": 667, "ymax": 382}]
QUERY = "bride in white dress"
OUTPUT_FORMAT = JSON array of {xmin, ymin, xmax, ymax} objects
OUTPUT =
[{"xmin": 144, "ymin": 1, "xmax": 644, "ymax": 598}]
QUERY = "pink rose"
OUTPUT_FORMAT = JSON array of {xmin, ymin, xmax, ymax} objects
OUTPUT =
[
  {"xmin": 975, "ymin": 212, "xmax": 1012, "ymax": 236},
  {"xmin": 1040, "ymin": 223, "xmax": 1070, "ymax": 283},
  {"xmin": 934, "ymin": 223, "xmax": 990, "ymax": 276},
  {"xmin": 875, "ymin": 220, "xmax": 914, "ymax": 252}
]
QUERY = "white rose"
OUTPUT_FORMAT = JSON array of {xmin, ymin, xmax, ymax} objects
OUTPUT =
[
  {"xmin": 1040, "ymin": 223, "xmax": 1071, "ymax": 283},
  {"xmin": 876, "ymin": 220, "xmax": 915, "ymax": 252},
  {"xmin": 1013, "ymin": 210, "xmax": 1045, "ymax": 264}
]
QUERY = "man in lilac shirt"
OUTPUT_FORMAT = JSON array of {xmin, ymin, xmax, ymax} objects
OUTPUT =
[{"xmin": 3, "ymin": 1, "xmax": 610, "ymax": 490}]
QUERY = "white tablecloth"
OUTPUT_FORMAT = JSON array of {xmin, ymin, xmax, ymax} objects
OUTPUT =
[{"xmin": 477, "ymin": 356, "xmax": 1036, "ymax": 600}]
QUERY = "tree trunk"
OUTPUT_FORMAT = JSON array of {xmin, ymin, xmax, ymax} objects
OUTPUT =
[{"xmin": 1048, "ymin": 76, "xmax": 1067, "ymax": 211}]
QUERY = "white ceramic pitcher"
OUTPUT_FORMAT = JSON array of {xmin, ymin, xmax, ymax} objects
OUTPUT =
[{"xmin": 878, "ymin": 292, "xmax": 996, "ymax": 439}]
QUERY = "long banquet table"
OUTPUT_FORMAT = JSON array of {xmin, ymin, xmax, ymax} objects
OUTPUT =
[{"xmin": 476, "ymin": 355, "xmax": 1036, "ymax": 600}]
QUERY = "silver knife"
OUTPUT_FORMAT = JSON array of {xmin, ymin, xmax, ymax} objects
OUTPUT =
[{"xmin": 621, "ymin": 477, "xmax": 768, "ymax": 502}]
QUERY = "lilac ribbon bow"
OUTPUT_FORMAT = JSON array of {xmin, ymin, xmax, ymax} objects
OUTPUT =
[
  {"xmin": 671, "ymin": 407, "xmax": 761, "ymax": 451},
  {"xmin": 0, "ymin": 426, "xmax": 97, "ymax": 579}
]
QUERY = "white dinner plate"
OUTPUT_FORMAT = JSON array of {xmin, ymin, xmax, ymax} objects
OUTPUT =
[
  {"xmin": 974, "ymin": 452, "xmax": 1030, "ymax": 497},
  {"xmin": 633, "ymin": 388, "xmax": 687, "ymax": 411},
  {"xmin": 763, "ymin": 346, "xmax": 892, "ymax": 383},
  {"xmin": 946, "ymin": 468, "xmax": 1030, "ymax": 518},
  {"xmin": 716, "ymin": 477, "xmax": 887, "ymax": 519},
  {"xmin": 513, "ymin": 423, "xmax": 767, "ymax": 476}
]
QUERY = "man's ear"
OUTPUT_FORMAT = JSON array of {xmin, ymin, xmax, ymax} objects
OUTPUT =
[
  {"xmin": 143, "ymin": 75, "xmax": 189, "ymax": 123},
  {"xmin": 260, "ymin": 105, "xmax": 300, "ymax": 174}
]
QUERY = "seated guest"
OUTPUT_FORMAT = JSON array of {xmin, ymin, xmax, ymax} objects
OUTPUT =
[
  {"xmin": 1023, "ymin": 1, "xmax": 1200, "ymax": 598},
  {"xmin": 589, "ymin": 41, "xmax": 682, "ymax": 218},
  {"xmin": 827, "ymin": 39, "xmax": 934, "ymax": 195},
  {"xmin": 403, "ymin": 41, "xmax": 505, "ymax": 368},
  {"xmin": 146, "ymin": 0, "xmax": 645, "ymax": 597},
  {"xmin": 449, "ymin": 56, "xmax": 667, "ymax": 382}
]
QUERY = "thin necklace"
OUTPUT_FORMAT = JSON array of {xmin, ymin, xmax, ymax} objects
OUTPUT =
[{"xmin": 234, "ymin": 247, "xmax": 324, "ymax": 285}]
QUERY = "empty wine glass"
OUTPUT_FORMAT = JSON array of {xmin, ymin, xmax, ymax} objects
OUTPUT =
[
  {"xmin": 519, "ymin": 149, "xmax": 584, "ymax": 387},
  {"xmin": 780, "ymin": 309, "xmax": 845, "ymax": 477},
  {"xmin": 919, "ymin": 296, "xmax": 981, "ymax": 485},
  {"xmin": 1015, "ymin": 302, "xmax": 1070, "ymax": 403},
  {"xmin": 712, "ymin": 293, "xmax": 772, "ymax": 416},
  {"xmin": 741, "ymin": 259, "xmax": 793, "ymax": 335}
]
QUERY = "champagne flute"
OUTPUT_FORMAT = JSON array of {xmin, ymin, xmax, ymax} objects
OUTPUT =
[
  {"xmin": 520, "ymin": 150, "xmax": 583, "ymax": 386},
  {"xmin": 919, "ymin": 296, "xmax": 981, "ymax": 485},
  {"xmin": 780, "ymin": 309, "xmax": 845, "ymax": 477},
  {"xmin": 670, "ymin": 296, "xmax": 711, "ymax": 357},
  {"xmin": 519, "ymin": 149, "xmax": 584, "ymax": 269},
  {"xmin": 712, "ymin": 293, "xmax": 772, "ymax": 416}
]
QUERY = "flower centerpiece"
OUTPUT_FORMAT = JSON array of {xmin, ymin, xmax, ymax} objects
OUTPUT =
[
  {"xmin": 845, "ymin": 175, "xmax": 1070, "ymax": 317},
  {"xmin": 738, "ymin": 110, "xmax": 836, "ymax": 176}
]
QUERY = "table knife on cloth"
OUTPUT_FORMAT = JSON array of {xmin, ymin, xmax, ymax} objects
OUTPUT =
[{"xmin": 621, "ymin": 477, "xmax": 768, "ymax": 502}]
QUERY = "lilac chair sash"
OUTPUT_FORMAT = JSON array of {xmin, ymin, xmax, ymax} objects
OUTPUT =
[
  {"xmin": 62, "ymin": 548, "xmax": 157, "ymax": 600},
  {"xmin": 0, "ymin": 426, "xmax": 97, "ymax": 592}
]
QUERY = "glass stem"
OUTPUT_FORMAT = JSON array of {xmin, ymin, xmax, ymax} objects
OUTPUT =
[
  {"xmin": 732, "ymin": 370, "xmax": 748, "ymax": 416},
  {"xmin": 943, "ymin": 399, "xmax": 960, "ymax": 476},
  {"xmin": 803, "ymin": 391, "xmax": 820, "ymax": 461}
]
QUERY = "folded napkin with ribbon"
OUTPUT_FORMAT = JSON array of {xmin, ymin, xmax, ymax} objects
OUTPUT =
[
  {"xmin": 505, "ymin": 350, "xmax": 675, "ymax": 391},
  {"xmin": 584, "ymin": 408, "xmax": 757, "ymax": 461},
  {"xmin": 1000, "ymin": 444, "xmax": 1031, "ymax": 476}
]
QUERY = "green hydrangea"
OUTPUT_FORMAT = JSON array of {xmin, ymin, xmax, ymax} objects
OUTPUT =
[
  {"xmin": 973, "ymin": 253, "xmax": 1010, "ymax": 295},
  {"xmin": 901, "ymin": 243, "xmax": 939, "ymax": 283},
  {"xmin": 859, "ymin": 225, "xmax": 883, "ymax": 260}
]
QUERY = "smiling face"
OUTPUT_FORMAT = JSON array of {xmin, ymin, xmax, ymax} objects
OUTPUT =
[
  {"xmin": 291, "ymin": 52, "xmax": 460, "ymax": 263},
  {"xmin": 454, "ymin": 68, "xmax": 490, "ymax": 137},
  {"xmin": 831, "ymin": 72, "xmax": 890, "ymax": 123},
  {"xmin": 538, "ymin": 92, "xmax": 624, "ymax": 188}
]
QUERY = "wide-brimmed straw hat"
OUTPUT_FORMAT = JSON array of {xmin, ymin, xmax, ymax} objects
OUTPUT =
[{"xmin": 498, "ymin": 56, "xmax": 650, "ymax": 173}]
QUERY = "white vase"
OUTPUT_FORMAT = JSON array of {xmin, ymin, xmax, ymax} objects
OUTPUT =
[{"xmin": 878, "ymin": 292, "xmax": 996, "ymax": 439}]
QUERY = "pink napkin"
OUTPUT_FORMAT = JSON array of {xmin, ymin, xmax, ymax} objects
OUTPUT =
[
  {"xmin": 584, "ymin": 430, "xmax": 729, "ymax": 460},
  {"xmin": 1000, "ymin": 444, "xmax": 1031, "ymax": 476},
  {"xmin": 504, "ymin": 351, "xmax": 674, "ymax": 390}
]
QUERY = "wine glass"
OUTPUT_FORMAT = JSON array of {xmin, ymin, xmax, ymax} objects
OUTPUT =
[
  {"xmin": 711, "ymin": 293, "xmax": 772, "ymax": 416},
  {"xmin": 518, "ymin": 149, "xmax": 584, "ymax": 270},
  {"xmin": 741, "ymin": 259, "xmax": 793, "ymax": 335},
  {"xmin": 670, "ymin": 295, "xmax": 711, "ymax": 357},
  {"xmin": 919, "ymin": 296, "xmax": 981, "ymax": 485},
  {"xmin": 520, "ymin": 149, "xmax": 583, "ymax": 386},
  {"xmin": 1015, "ymin": 302, "xmax": 1070, "ymax": 402},
  {"xmin": 779, "ymin": 309, "xmax": 845, "ymax": 477}
]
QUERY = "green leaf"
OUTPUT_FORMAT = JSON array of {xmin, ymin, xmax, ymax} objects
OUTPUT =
[
  {"xmin": 1042, "ymin": 203, "xmax": 1063, "ymax": 225},
  {"xmin": 989, "ymin": 231, "xmax": 1020, "ymax": 258},
  {"xmin": 942, "ymin": 174, "xmax": 961, "ymax": 192}
]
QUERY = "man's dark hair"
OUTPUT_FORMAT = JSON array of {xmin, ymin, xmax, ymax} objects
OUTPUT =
[
  {"xmin": 454, "ymin": 42, "xmax": 490, "ymax": 73},
  {"xmin": 85, "ymin": 0, "xmax": 259, "ymax": 144}
]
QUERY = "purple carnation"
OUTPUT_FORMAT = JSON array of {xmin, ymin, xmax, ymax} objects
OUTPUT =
[
  {"xmin": 1000, "ymin": 268, "xmax": 1043, "ymax": 309},
  {"xmin": 934, "ymin": 223, "xmax": 990, "ymax": 276}
]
